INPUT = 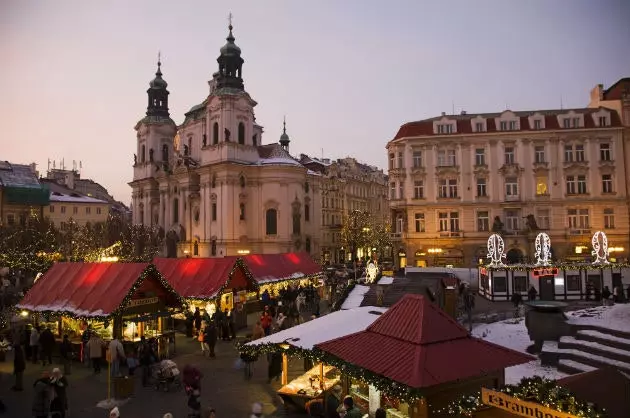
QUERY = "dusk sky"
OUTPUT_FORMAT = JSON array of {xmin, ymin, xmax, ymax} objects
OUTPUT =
[{"xmin": 2, "ymin": 0, "xmax": 629, "ymax": 203}]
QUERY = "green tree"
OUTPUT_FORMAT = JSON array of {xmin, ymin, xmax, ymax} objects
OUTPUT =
[
  {"xmin": 341, "ymin": 210, "xmax": 392, "ymax": 262},
  {"xmin": 0, "ymin": 217, "xmax": 59, "ymax": 274}
]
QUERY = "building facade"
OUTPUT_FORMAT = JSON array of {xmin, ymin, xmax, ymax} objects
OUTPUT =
[
  {"xmin": 300, "ymin": 155, "xmax": 388, "ymax": 264},
  {"xmin": 387, "ymin": 103, "xmax": 628, "ymax": 269},
  {"xmin": 41, "ymin": 180, "xmax": 110, "ymax": 229},
  {"xmin": 129, "ymin": 23, "xmax": 321, "ymax": 258},
  {"xmin": 0, "ymin": 162, "xmax": 49, "ymax": 227}
]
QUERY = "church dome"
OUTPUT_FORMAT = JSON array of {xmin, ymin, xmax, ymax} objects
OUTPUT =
[
  {"xmin": 220, "ymin": 25, "xmax": 241, "ymax": 56},
  {"xmin": 150, "ymin": 62, "xmax": 168, "ymax": 89}
]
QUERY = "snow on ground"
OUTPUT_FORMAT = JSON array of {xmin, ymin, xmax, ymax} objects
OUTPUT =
[
  {"xmin": 341, "ymin": 285, "xmax": 371, "ymax": 309},
  {"xmin": 566, "ymin": 303, "xmax": 630, "ymax": 333},
  {"xmin": 472, "ymin": 318, "xmax": 568, "ymax": 384}
]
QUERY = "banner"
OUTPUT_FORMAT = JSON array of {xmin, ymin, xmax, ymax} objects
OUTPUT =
[
  {"xmin": 128, "ymin": 297, "xmax": 159, "ymax": 308},
  {"xmin": 481, "ymin": 388, "xmax": 579, "ymax": 418}
]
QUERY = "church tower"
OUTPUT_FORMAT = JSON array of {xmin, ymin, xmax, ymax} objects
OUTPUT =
[
  {"xmin": 130, "ymin": 55, "xmax": 177, "ymax": 226},
  {"xmin": 279, "ymin": 117, "xmax": 290, "ymax": 152}
]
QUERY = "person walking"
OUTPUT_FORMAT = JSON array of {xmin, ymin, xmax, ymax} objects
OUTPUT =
[
  {"xmin": 11, "ymin": 343, "xmax": 25, "ymax": 391},
  {"xmin": 50, "ymin": 367, "xmax": 69, "ymax": 418},
  {"xmin": 198, "ymin": 325, "xmax": 208, "ymax": 356},
  {"xmin": 108, "ymin": 335, "xmax": 125, "ymax": 377},
  {"xmin": 204, "ymin": 321, "xmax": 217, "ymax": 358},
  {"xmin": 30, "ymin": 326, "xmax": 40, "ymax": 364},
  {"xmin": 32, "ymin": 371, "xmax": 52, "ymax": 418},
  {"xmin": 193, "ymin": 307, "xmax": 202, "ymax": 334},
  {"xmin": 59, "ymin": 335, "xmax": 73, "ymax": 376},
  {"xmin": 39, "ymin": 327, "xmax": 56, "ymax": 366},
  {"xmin": 86, "ymin": 332, "xmax": 104, "ymax": 374},
  {"xmin": 260, "ymin": 310, "xmax": 273, "ymax": 336}
]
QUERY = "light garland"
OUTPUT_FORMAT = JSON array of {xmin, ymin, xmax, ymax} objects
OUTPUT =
[
  {"xmin": 534, "ymin": 232, "xmax": 552, "ymax": 267},
  {"xmin": 485, "ymin": 262, "xmax": 630, "ymax": 272}
]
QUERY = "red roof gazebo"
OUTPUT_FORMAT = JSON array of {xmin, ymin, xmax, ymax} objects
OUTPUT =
[
  {"xmin": 237, "ymin": 252, "xmax": 323, "ymax": 284},
  {"xmin": 316, "ymin": 294, "xmax": 533, "ymax": 416}
]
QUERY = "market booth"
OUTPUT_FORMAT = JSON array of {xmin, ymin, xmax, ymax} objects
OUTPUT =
[
  {"xmin": 17, "ymin": 262, "xmax": 186, "ymax": 356},
  {"xmin": 315, "ymin": 295, "xmax": 533, "ymax": 418},
  {"xmin": 153, "ymin": 257, "xmax": 258, "ymax": 329},
  {"xmin": 242, "ymin": 306, "xmax": 387, "ymax": 409}
]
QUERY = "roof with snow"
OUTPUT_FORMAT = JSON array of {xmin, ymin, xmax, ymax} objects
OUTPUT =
[
  {"xmin": 246, "ymin": 306, "xmax": 387, "ymax": 351},
  {"xmin": 256, "ymin": 144, "xmax": 302, "ymax": 166},
  {"xmin": 316, "ymin": 294, "xmax": 533, "ymax": 389},
  {"xmin": 235, "ymin": 252, "xmax": 323, "ymax": 284},
  {"xmin": 340, "ymin": 285, "xmax": 371, "ymax": 310}
]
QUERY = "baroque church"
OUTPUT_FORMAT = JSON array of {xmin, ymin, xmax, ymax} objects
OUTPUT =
[{"xmin": 129, "ymin": 22, "xmax": 322, "ymax": 258}]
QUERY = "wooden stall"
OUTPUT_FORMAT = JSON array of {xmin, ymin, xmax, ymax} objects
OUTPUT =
[{"xmin": 315, "ymin": 295, "xmax": 533, "ymax": 418}]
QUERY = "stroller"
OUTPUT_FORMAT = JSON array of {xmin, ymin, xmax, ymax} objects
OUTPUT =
[{"xmin": 151, "ymin": 359, "xmax": 182, "ymax": 392}]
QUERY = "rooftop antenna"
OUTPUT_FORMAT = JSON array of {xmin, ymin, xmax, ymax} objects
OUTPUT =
[
  {"xmin": 47, "ymin": 158, "xmax": 51, "ymax": 172},
  {"xmin": 560, "ymin": 94, "xmax": 564, "ymax": 110},
  {"xmin": 451, "ymin": 100, "xmax": 455, "ymax": 115}
]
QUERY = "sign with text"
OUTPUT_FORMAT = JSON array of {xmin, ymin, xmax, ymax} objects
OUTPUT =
[
  {"xmin": 481, "ymin": 388, "xmax": 578, "ymax": 418},
  {"xmin": 382, "ymin": 270, "xmax": 394, "ymax": 277},
  {"xmin": 532, "ymin": 268, "xmax": 559, "ymax": 278},
  {"xmin": 128, "ymin": 297, "xmax": 159, "ymax": 308}
]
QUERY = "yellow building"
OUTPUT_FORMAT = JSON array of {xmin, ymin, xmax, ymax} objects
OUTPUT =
[
  {"xmin": 43, "ymin": 181, "xmax": 110, "ymax": 229},
  {"xmin": 387, "ymin": 93, "xmax": 628, "ymax": 268},
  {"xmin": 0, "ymin": 161, "xmax": 49, "ymax": 226}
]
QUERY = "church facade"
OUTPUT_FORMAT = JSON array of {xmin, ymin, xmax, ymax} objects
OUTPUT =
[{"xmin": 129, "ymin": 23, "xmax": 322, "ymax": 258}]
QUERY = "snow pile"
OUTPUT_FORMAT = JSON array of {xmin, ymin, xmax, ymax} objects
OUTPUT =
[
  {"xmin": 566, "ymin": 304, "xmax": 630, "ymax": 333},
  {"xmin": 341, "ymin": 285, "xmax": 370, "ymax": 310},
  {"xmin": 473, "ymin": 319, "xmax": 567, "ymax": 384},
  {"xmin": 378, "ymin": 276, "xmax": 394, "ymax": 285}
]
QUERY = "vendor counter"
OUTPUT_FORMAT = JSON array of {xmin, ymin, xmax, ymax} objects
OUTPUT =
[{"xmin": 278, "ymin": 364, "xmax": 341, "ymax": 409}]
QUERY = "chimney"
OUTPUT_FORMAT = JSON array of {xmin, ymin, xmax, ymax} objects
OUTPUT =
[
  {"xmin": 460, "ymin": 110, "xmax": 467, "ymax": 115},
  {"xmin": 441, "ymin": 112, "xmax": 446, "ymax": 116}
]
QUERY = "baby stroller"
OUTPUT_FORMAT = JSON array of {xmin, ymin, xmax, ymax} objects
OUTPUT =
[{"xmin": 151, "ymin": 359, "xmax": 182, "ymax": 392}]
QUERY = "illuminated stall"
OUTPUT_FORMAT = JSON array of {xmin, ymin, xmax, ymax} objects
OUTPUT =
[{"xmin": 17, "ymin": 262, "xmax": 186, "ymax": 355}]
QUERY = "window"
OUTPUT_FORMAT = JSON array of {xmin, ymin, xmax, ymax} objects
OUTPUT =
[
  {"xmin": 239, "ymin": 203, "xmax": 245, "ymax": 220},
  {"xmin": 563, "ymin": 118, "xmax": 571, "ymax": 129},
  {"xmin": 475, "ymin": 122, "xmax": 484, "ymax": 132},
  {"xmin": 212, "ymin": 122, "xmax": 219, "ymax": 145},
  {"xmin": 6, "ymin": 214, "xmax": 15, "ymax": 225},
  {"xmin": 397, "ymin": 152, "xmax": 403, "ymax": 168},
  {"xmin": 572, "ymin": 118, "xmax": 580, "ymax": 128},
  {"xmin": 85, "ymin": 207, "xmax": 91, "ymax": 215},
  {"xmin": 438, "ymin": 212, "xmax": 448, "ymax": 231},
  {"xmin": 536, "ymin": 209, "xmax": 550, "ymax": 229},
  {"xmin": 601, "ymin": 174, "xmax": 613, "ymax": 193},
  {"xmin": 505, "ymin": 210, "xmax": 519, "ymax": 231},
  {"xmin": 265, "ymin": 208, "xmax": 278, "ymax": 235},
  {"xmin": 412, "ymin": 151, "xmax": 422, "ymax": 168},
  {"xmin": 599, "ymin": 116, "xmax": 608, "ymax": 127},
  {"xmin": 509, "ymin": 120, "xmax": 517, "ymax": 130},
  {"xmin": 73, "ymin": 207, "xmax": 78, "ymax": 215},
  {"xmin": 438, "ymin": 179, "xmax": 458, "ymax": 198},
  {"xmin": 61, "ymin": 206, "xmax": 66, "ymax": 214},
  {"xmin": 437, "ymin": 149, "xmax": 456, "ymax": 166},
  {"xmin": 575, "ymin": 145, "xmax": 585, "ymax": 162},
  {"xmin": 604, "ymin": 208, "xmax": 615, "ymax": 229},
  {"xmin": 211, "ymin": 239, "xmax": 217, "ymax": 256},
  {"xmin": 49, "ymin": 206, "xmax": 55, "ymax": 213},
  {"xmin": 568, "ymin": 209, "xmax": 589, "ymax": 229},
  {"xmin": 398, "ymin": 181, "xmax": 404, "ymax": 199},
  {"xmin": 564, "ymin": 145, "xmax": 574, "ymax": 162},
  {"xmin": 514, "ymin": 276, "xmax": 528, "ymax": 292},
  {"xmin": 504, "ymin": 147, "xmax": 515, "ymax": 164},
  {"xmin": 534, "ymin": 146, "xmax": 545, "ymax": 163},
  {"xmin": 171, "ymin": 198, "xmax": 179, "ymax": 223},
  {"xmin": 414, "ymin": 213, "xmax": 425, "ymax": 233},
  {"xmin": 238, "ymin": 122, "xmax": 245, "ymax": 145},
  {"xmin": 505, "ymin": 177, "xmax": 518, "ymax": 197},
  {"xmin": 438, "ymin": 212, "xmax": 459, "ymax": 232},
  {"xmin": 476, "ymin": 178, "xmax": 487, "ymax": 197},
  {"xmin": 600, "ymin": 143, "xmax": 611, "ymax": 161},
  {"xmin": 141, "ymin": 145, "xmax": 146, "ymax": 163},
  {"xmin": 566, "ymin": 176, "xmax": 576, "ymax": 194},
  {"xmin": 577, "ymin": 175, "xmax": 587, "ymax": 194},
  {"xmin": 390, "ymin": 182, "xmax": 396, "ymax": 199},
  {"xmin": 211, "ymin": 202, "xmax": 217, "ymax": 221},
  {"xmin": 477, "ymin": 211, "xmax": 489, "ymax": 232},
  {"xmin": 566, "ymin": 275, "xmax": 580, "ymax": 291},
  {"xmin": 536, "ymin": 176, "xmax": 548, "ymax": 195},
  {"xmin": 413, "ymin": 181, "xmax": 424, "ymax": 199},
  {"xmin": 389, "ymin": 153, "xmax": 395, "ymax": 170},
  {"xmin": 450, "ymin": 212, "xmax": 460, "ymax": 232},
  {"xmin": 305, "ymin": 237, "xmax": 311, "ymax": 253},
  {"xmin": 304, "ymin": 204, "xmax": 310, "ymax": 222},
  {"xmin": 533, "ymin": 119, "xmax": 542, "ymax": 130},
  {"xmin": 96, "ymin": 207, "xmax": 101, "ymax": 215},
  {"xmin": 437, "ymin": 124, "xmax": 453, "ymax": 134},
  {"xmin": 500, "ymin": 121, "xmax": 507, "ymax": 131},
  {"xmin": 475, "ymin": 148, "xmax": 485, "ymax": 166}
]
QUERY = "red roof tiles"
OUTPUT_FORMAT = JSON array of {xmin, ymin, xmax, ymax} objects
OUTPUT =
[
  {"xmin": 317, "ymin": 294, "xmax": 533, "ymax": 389},
  {"xmin": 239, "ymin": 252, "xmax": 323, "ymax": 283}
]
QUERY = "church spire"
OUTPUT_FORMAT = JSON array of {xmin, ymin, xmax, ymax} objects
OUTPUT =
[
  {"xmin": 215, "ymin": 13, "xmax": 245, "ymax": 91},
  {"xmin": 146, "ymin": 52, "xmax": 170, "ymax": 118},
  {"xmin": 279, "ymin": 116, "xmax": 290, "ymax": 151}
]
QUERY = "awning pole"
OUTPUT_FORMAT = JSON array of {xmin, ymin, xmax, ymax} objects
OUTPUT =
[{"xmin": 282, "ymin": 353, "xmax": 288, "ymax": 385}]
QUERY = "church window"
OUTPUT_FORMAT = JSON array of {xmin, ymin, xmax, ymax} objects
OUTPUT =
[
  {"xmin": 212, "ymin": 203, "xmax": 217, "ymax": 221},
  {"xmin": 173, "ymin": 198, "xmax": 179, "ymax": 223},
  {"xmin": 265, "ymin": 209, "xmax": 277, "ymax": 236},
  {"xmin": 238, "ymin": 122, "xmax": 245, "ymax": 145},
  {"xmin": 162, "ymin": 144, "xmax": 168, "ymax": 162},
  {"xmin": 141, "ymin": 145, "xmax": 146, "ymax": 163},
  {"xmin": 211, "ymin": 239, "xmax": 217, "ymax": 256},
  {"xmin": 211, "ymin": 174, "xmax": 217, "ymax": 188},
  {"xmin": 252, "ymin": 134, "xmax": 257, "ymax": 146},
  {"xmin": 193, "ymin": 241, "xmax": 199, "ymax": 256},
  {"xmin": 305, "ymin": 204, "xmax": 310, "ymax": 222},
  {"xmin": 239, "ymin": 203, "xmax": 246, "ymax": 220},
  {"xmin": 213, "ymin": 122, "xmax": 219, "ymax": 145},
  {"xmin": 305, "ymin": 237, "xmax": 311, "ymax": 253}
]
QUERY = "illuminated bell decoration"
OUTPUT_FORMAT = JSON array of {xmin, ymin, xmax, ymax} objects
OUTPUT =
[
  {"xmin": 591, "ymin": 231, "xmax": 609, "ymax": 265},
  {"xmin": 534, "ymin": 232, "xmax": 552, "ymax": 266},
  {"xmin": 486, "ymin": 234, "xmax": 506, "ymax": 267},
  {"xmin": 365, "ymin": 261, "xmax": 378, "ymax": 284}
]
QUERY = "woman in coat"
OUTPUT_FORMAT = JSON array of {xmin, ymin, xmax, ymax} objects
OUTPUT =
[
  {"xmin": 32, "ymin": 371, "xmax": 52, "ymax": 418},
  {"xmin": 86, "ymin": 333, "xmax": 104, "ymax": 374},
  {"xmin": 11, "ymin": 343, "xmax": 25, "ymax": 391}
]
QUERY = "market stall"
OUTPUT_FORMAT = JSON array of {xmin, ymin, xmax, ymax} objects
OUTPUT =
[
  {"xmin": 241, "ymin": 306, "xmax": 386, "ymax": 409},
  {"xmin": 17, "ymin": 262, "xmax": 186, "ymax": 358},
  {"xmin": 315, "ymin": 295, "xmax": 533, "ymax": 418}
]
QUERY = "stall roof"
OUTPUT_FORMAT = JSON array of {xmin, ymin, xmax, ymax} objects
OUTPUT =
[
  {"xmin": 17, "ymin": 262, "xmax": 155, "ymax": 317},
  {"xmin": 238, "ymin": 252, "xmax": 323, "ymax": 283},
  {"xmin": 246, "ymin": 306, "xmax": 387, "ymax": 351},
  {"xmin": 317, "ymin": 294, "xmax": 533, "ymax": 390},
  {"xmin": 153, "ymin": 257, "xmax": 244, "ymax": 299}
]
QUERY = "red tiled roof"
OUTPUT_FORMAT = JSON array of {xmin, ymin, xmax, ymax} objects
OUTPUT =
[
  {"xmin": 17, "ymin": 262, "xmax": 153, "ymax": 317},
  {"xmin": 603, "ymin": 78, "xmax": 630, "ymax": 101},
  {"xmin": 239, "ymin": 252, "xmax": 323, "ymax": 283},
  {"xmin": 153, "ymin": 257, "xmax": 248, "ymax": 299},
  {"xmin": 390, "ymin": 107, "xmax": 622, "ymax": 142},
  {"xmin": 316, "ymin": 295, "xmax": 533, "ymax": 389}
]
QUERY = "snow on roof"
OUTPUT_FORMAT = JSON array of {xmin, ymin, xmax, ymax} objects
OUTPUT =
[
  {"xmin": 256, "ymin": 157, "xmax": 303, "ymax": 167},
  {"xmin": 378, "ymin": 276, "xmax": 395, "ymax": 285},
  {"xmin": 50, "ymin": 192, "xmax": 108, "ymax": 203},
  {"xmin": 566, "ymin": 304, "xmax": 630, "ymax": 333},
  {"xmin": 341, "ymin": 285, "xmax": 371, "ymax": 310},
  {"xmin": 307, "ymin": 169, "xmax": 322, "ymax": 176},
  {"xmin": 246, "ymin": 306, "xmax": 387, "ymax": 351}
]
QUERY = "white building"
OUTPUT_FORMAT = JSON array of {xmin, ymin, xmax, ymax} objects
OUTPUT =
[{"xmin": 129, "ymin": 23, "xmax": 321, "ymax": 258}]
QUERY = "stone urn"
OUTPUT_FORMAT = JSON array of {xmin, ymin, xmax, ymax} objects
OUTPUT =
[{"xmin": 524, "ymin": 301, "xmax": 571, "ymax": 353}]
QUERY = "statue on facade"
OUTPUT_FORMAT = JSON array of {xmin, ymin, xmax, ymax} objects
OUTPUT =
[
  {"xmin": 224, "ymin": 128, "xmax": 231, "ymax": 142},
  {"xmin": 133, "ymin": 154, "xmax": 137, "ymax": 166},
  {"xmin": 491, "ymin": 216, "xmax": 504, "ymax": 233},
  {"xmin": 149, "ymin": 148, "xmax": 154, "ymax": 162},
  {"xmin": 525, "ymin": 214, "xmax": 539, "ymax": 232}
]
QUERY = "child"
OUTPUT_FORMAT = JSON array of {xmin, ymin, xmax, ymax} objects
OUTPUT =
[{"xmin": 126, "ymin": 350, "xmax": 139, "ymax": 376}]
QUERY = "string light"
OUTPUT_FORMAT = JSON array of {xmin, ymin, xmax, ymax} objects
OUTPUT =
[{"xmin": 485, "ymin": 262, "xmax": 630, "ymax": 272}]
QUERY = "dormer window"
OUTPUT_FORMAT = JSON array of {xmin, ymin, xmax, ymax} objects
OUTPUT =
[
  {"xmin": 471, "ymin": 117, "xmax": 486, "ymax": 133},
  {"xmin": 500, "ymin": 121, "xmax": 507, "ymax": 131},
  {"xmin": 509, "ymin": 121, "xmax": 517, "ymax": 130},
  {"xmin": 598, "ymin": 116, "xmax": 608, "ymax": 127},
  {"xmin": 533, "ymin": 119, "xmax": 542, "ymax": 130},
  {"xmin": 475, "ymin": 122, "xmax": 484, "ymax": 132},
  {"xmin": 563, "ymin": 117, "xmax": 581, "ymax": 128},
  {"xmin": 437, "ymin": 124, "xmax": 453, "ymax": 134}
]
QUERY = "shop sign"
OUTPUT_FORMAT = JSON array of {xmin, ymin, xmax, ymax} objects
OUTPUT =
[
  {"xmin": 382, "ymin": 270, "xmax": 394, "ymax": 277},
  {"xmin": 481, "ymin": 388, "xmax": 578, "ymax": 418},
  {"xmin": 128, "ymin": 297, "xmax": 159, "ymax": 307},
  {"xmin": 532, "ymin": 268, "xmax": 559, "ymax": 278}
]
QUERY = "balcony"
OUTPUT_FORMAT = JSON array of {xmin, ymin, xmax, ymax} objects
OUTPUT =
[
  {"xmin": 504, "ymin": 195, "xmax": 521, "ymax": 202},
  {"xmin": 388, "ymin": 168, "xmax": 406, "ymax": 178},
  {"xmin": 532, "ymin": 161, "xmax": 549, "ymax": 170},
  {"xmin": 567, "ymin": 229, "xmax": 591, "ymax": 236},
  {"xmin": 439, "ymin": 231, "xmax": 462, "ymax": 238}
]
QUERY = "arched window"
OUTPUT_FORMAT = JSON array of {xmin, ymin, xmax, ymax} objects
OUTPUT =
[
  {"xmin": 265, "ymin": 208, "xmax": 277, "ymax": 236},
  {"xmin": 162, "ymin": 144, "xmax": 169, "ymax": 162},
  {"xmin": 239, "ymin": 203, "xmax": 246, "ymax": 220},
  {"xmin": 252, "ymin": 134, "xmax": 257, "ymax": 146},
  {"xmin": 305, "ymin": 237, "xmax": 311, "ymax": 253},
  {"xmin": 238, "ymin": 122, "xmax": 245, "ymax": 145},
  {"xmin": 239, "ymin": 175, "xmax": 245, "ymax": 188},
  {"xmin": 173, "ymin": 198, "xmax": 179, "ymax": 223},
  {"xmin": 304, "ymin": 204, "xmax": 310, "ymax": 222},
  {"xmin": 211, "ymin": 239, "xmax": 217, "ymax": 256},
  {"xmin": 213, "ymin": 122, "xmax": 219, "ymax": 145},
  {"xmin": 141, "ymin": 145, "xmax": 146, "ymax": 163}
]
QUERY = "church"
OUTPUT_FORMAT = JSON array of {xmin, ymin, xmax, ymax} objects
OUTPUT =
[{"xmin": 129, "ymin": 22, "xmax": 322, "ymax": 258}]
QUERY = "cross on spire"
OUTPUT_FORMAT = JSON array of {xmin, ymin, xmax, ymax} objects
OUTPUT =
[
  {"xmin": 228, "ymin": 12, "xmax": 233, "ymax": 28},
  {"xmin": 283, "ymin": 115, "xmax": 287, "ymax": 134}
]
